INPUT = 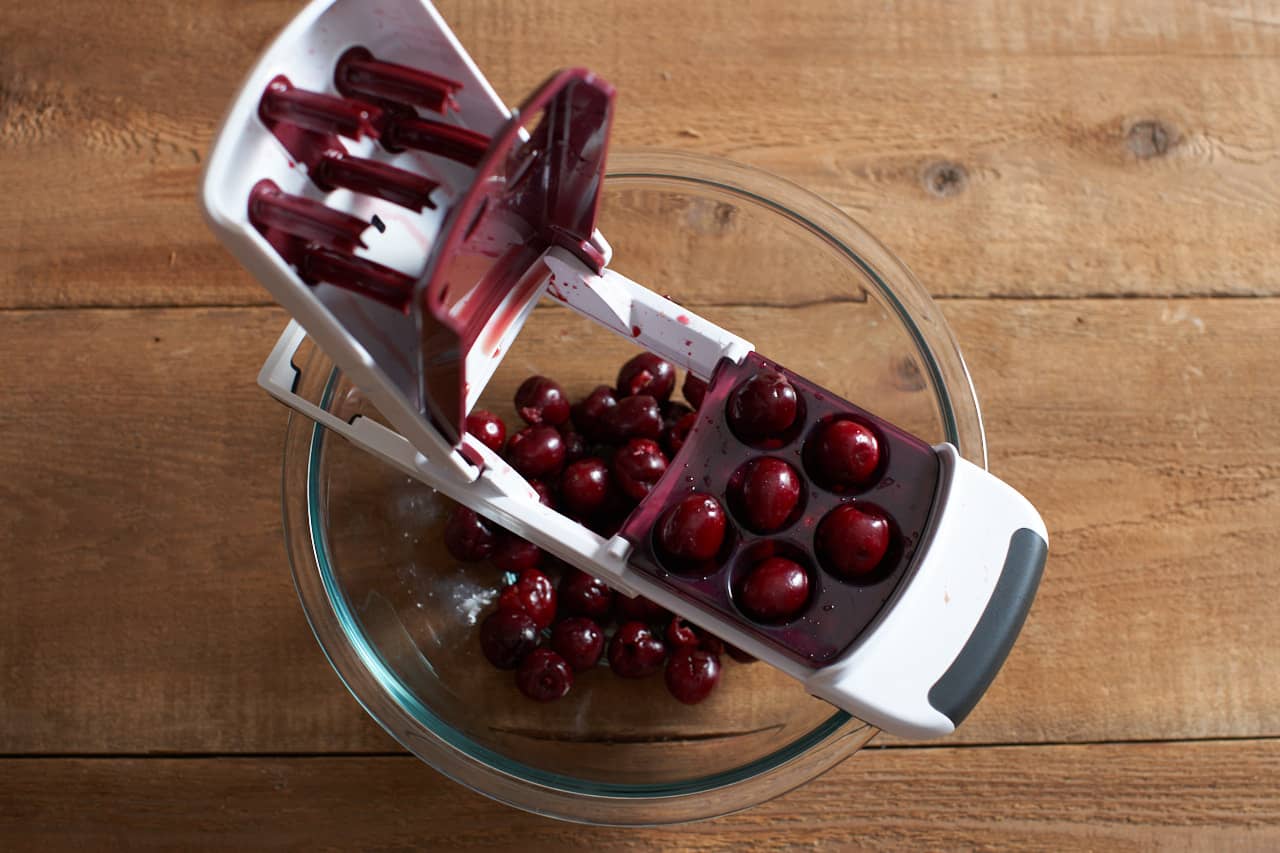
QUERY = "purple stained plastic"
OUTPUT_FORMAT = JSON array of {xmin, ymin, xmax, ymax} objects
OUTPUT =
[{"xmin": 619, "ymin": 352, "xmax": 942, "ymax": 667}]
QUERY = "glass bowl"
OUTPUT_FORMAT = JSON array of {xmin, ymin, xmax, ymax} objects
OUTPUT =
[{"xmin": 281, "ymin": 151, "xmax": 985, "ymax": 825}]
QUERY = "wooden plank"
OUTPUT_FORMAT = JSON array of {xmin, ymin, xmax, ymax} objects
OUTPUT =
[
  {"xmin": 1, "ymin": 741, "xmax": 1277, "ymax": 850},
  {"xmin": 4, "ymin": 0, "xmax": 1280, "ymax": 308},
  {"xmin": 1, "ymin": 297, "xmax": 1277, "ymax": 752}
]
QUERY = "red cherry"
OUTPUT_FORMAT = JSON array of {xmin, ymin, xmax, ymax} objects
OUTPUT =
[
  {"xmin": 612, "ymin": 438, "xmax": 668, "ymax": 501},
  {"xmin": 812, "ymin": 419, "xmax": 881, "ymax": 488},
  {"xmin": 479, "ymin": 609, "xmax": 539, "ymax": 669},
  {"xmin": 464, "ymin": 410, "xmax": 506, "ymax": 454},
  {"xmin": 516, "ymin": 648, "xmax": 574, "ymax": 701},
  {"xmin": 727, "ymin": 370, "xmax": 798, "ymax": 442},
  {"xmin": 529, "ymin": 479, "xmax": 556, "ymax": 509},
  {"xmin": 550, "ymin": 617, "xmax": 605, "ymax": 672},
  {"xmin": 682, "ymin": 373, "xmax": 708, "ymax": 409},
  {"xmin": 699, "ymin": 633, "xmax": 725, "ymax": 656},
  {"xmin": 614, "ymin": 594, "xmax": 670, "ymax": 623},
  {"xmin": 665, "ymin": 617, "xmax": 700, "ymax": 651},
  {"xmin": 736, "ymin": 457, "xmax": 802, "ymax": 531},
  {"xmin": 817, "ymin": 503, "xmax": 891, "ymax": 578},
  {"xmin": 558, "ymin": 457, "xmax": 612, "ymax": 517},
  {"xmin": 558, "ymin": 568, "xmax": 615, "ymax": 621},
  {"xmin": 656, "ymin": 493, "xmax": 727, "ymax": 564},
  {"xmin": 663, "ymin": 411, "xmax": 697, "ymax": 457},
  {"xmin": 559, "ymin": 430, "xmax": 587, "ymax": 463},
  {"xmin": 514, "ymin": 375, "xmax": 570, "ymax": 426},
  {"xmin": 506, "ymin": 424, "xmax": 566, "ymax": 477},
  {"xmin": 617, "ymin": 353, "xmax": 676, "ymax": 401},
  {"xmin": 570, "ymin": 385, "xmax": 617, "ymax": 441},
  {"xmin": 497, "ymin": 568, "xmax": 557, "ymax": 629},
  {"xmin": 664, "ymin": 648, "xmax": 721, "ymax": 704},
  {"xmin": 443, "ymin": 505, "xmax": 496, "ymax": 562},
  {"xmin": 604, "ymin": 394, "xmax": 663, "ymax": 441},
  {"xmin": 738, "ymin": 556, "xmax": 809, "ymax": 623},
  {"xmin": 491, "ymin": 533, "xmax": 543, "ymax": 573},
  {"xmin": 608, "ymin": 621, "xmax": 667, "ymax": 678}
]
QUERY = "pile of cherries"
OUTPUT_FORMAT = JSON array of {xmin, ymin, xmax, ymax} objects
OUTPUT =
[{"xmin": 443, "ymin": 353, "xmax": 752, "ymax": 704}]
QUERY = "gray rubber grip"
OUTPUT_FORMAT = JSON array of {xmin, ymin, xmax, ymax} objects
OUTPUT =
[{"xmin": 927, "ymin": 527, "xmax": 1047, "ymax": 727}]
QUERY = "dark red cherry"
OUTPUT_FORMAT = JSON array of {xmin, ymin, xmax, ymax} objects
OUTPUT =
[
  {"xmin": 608, "ymin": 621, "xmax": 667, "ymax": 678},
  {"xmin": 738, "ymin": 556, "xmax": 809, "ymax": 623},
  {"xmin": 506, "ymin": 424, "xmax": 566, "ymax": 477},
  {"xmin": 817, "ymin": 503, "xmax": 892, "ymax": 578},
  {"xmin": 497, "ymin": 568, "xmax": 557, "ymax": 629},
  {"xmin": 516, "ymin": 648, "xmax": 574, "ymax": 701},
  {"xmin": 614, "ymin": 594, "xmax": 670, "ymax": 623},
  {"xmin": 612, "ymin": 438, "xmax": 668, "ymax": 501},
  {"xmin": 665, "ymin": 617, "xmax": 699, "ymax": 651},
  {"xmin": 656, "ymin": 493, "xmax": 727, "ymax": 564},
  {"xmin": 479, "ymin": 608, "xmax": 538, "ymax": 669},
  {"xmin": 664, "ymin": 648, "xmax": 721, "ymax": 704},
  {"xmin": 662, "ymin": 400, "xmax": 693, "ymax": 428},
  {"xmin": 699, "ymin": 634, "xmax": 725, "ymax": 656},
  {"xmin": 617, "ymin": 353, "xmax": 676, "ymax": 401},
  {"xmin": 682, "ymin": 373, "xmax": 708, "ymax": 409},
  {"xmin": 604, "ymin": 394, "xmax": 663, "ymax": 441},
  {"xmin": 559, "ymin": 430, "xmax": 587, "ymax": 463},
  {"xmin": 514, "ymin": 375, "xmax": 570, "ymax": 426},
  {"xmin": 464, "ymin": 410, "xmax": 506, "ymax": 454},
  {"xmin": 812, "ymin": 419, "xmax": 881, "ymax": 488},
  {"xmin": 491, "ymin": 533, "xmax": 543, "ymax": 573},
  {"xmin": 558, "ymin": 568, "xmax": 615, "ymax": 621},
  {"xmin": 570, "ymin": 385, "xmax": 618, "ymax": 441},
  {"xmin": 558, "ymin": 457, "xmax": 612, "ymax": 517},
  {"xmin": 663, "ymin": 411, "xmax": 697, "ymax": 457},
  {"xmin": 443, "ymin": 505, "xmax": 497, "ymax": 562},
  {"xmin": 550, "ymin": 617, "xmax": 605, "ymax": 672},
  {"xmin": 529, "ymin": 479, "xmax": 556, "ymax": 509},
  {"xmin": 736, "ymin": 457, "xmax": 802, "ymax": 532},
  {"xmin": 727, "ymin": 370, "xmax": 798, "ymax": 442}
]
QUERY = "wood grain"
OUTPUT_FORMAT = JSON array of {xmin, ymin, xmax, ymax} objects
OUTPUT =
[
  {"xmin": 1, "ymin": 741, "xmax": 1277, "ymax": 850},
  {"xmin": 4, "ymin": 0, "xmax": 1280, "ymax": 308},
  {"xmin": 1, "ymin": 297, "xmax": 1276, "ymax": 753}
]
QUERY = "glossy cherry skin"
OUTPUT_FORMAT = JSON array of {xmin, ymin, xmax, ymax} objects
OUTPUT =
[
  {"xmin": 491, "ymin": 533, "xmax": 543, "ymax": 573},
  {"xmin": 497, "ymin": 568, "xmax": 557, "ymax": 629},
  {"xmin": 665, "ymin": 617, "xmax": 699, "ymax": 651},
  {"xmin": 514, "ymin": 375, "xmax": 570, "ymax": 426},
  {"xmin": 663, "ymin": 411, "xmax": 697, "ymax": 457},
  {"xmin": 558, "ymin": 457, "xmax": 612, "ymax": 517},
  {"xmin": 612, "ymin": 438, "xmax": 668, "ymax": 501},
  {"xmin": 516, "ymin": 648, "xmax": 574, "ymax": 701},
  {"xmin": 736, "ymin": 457, "xmax": 802, "ymax": 532},
  {"xmin": 617, "ymin": 352, "xmax": 676, "ymax": 401},
  {"xmin": 664, "ymin": 648, "xmax": 721, "ymax": 705},
  {"xmin": 656, "ymin": 493, "xmax": 727, "ymax": 564},
  {"xmin": 727, "ymin": 369, "xmax": 798, "ymax": 441},
  {"xmin": 604, "ymin": 394, "xmax": 663, "ymax": 441},
  {"xmin": 812, "ymin": 419, "xmax": 881, "ymax": 488},
  {"xmin": 443, "ymin": 505, "xmax": 497, "ymax": 562},
  {"xmin": 550, "ymin": 617, "xmax": 605, "ymax": 672},
  {"xmin": 506, "ymin": 424, "xmax": 566, "ymax": 477},
  {"xmin": 608, "ymin": 621, "xmax": 667, "ymax": 678},
  {"xmin": 464, "ymin": 410, "xmax": 506, "ymax": 454},
  {"xmin": 738, "ymin": 556, "xmax": 810, "ymax": 623},
  {"xmin": 682, "ymin": 373, "xmax": 708, "ymax": 409},
  {"xmin": 614, "ymin": 594, "xmax": 670, "ymax": 623},
  {"xmin": 570, "ymin": 385, "xmax": 618, "ymax": 441},
  {"xmin": 816, "ymin": 503, "xmax": 892, "ymax": 578},
  {"xmin": 558, "ymin": 568, "xmax": 615, "ymax": 621},
  {"xmin": 479, "ymin": 608, "xmax": 539, "ymax": 670},
  {"xmin": 529, "ymin": 479, "xmax": 556, "ymax": 509}
]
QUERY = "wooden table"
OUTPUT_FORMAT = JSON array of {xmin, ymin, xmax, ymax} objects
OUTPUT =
[{"xmin": 3, "ymin": 1, "xmax": 1278, "ymax": 848}]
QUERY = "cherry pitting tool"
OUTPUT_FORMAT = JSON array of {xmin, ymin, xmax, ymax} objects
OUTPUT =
[{"xmin": 202, "ymin": 0, "xmax": 1047, "ymax": 738}]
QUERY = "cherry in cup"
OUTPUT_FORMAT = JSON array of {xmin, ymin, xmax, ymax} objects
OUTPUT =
[
  {"xmin": 655, "ymin": 492, "xmax": 727, "ymax": 568},
  {"xmin": 816, "ymin": 503, "xmax": 892, "ymax": 580},
  {"xmin": 809, "ymin": 418, "xmax": 881, "ymax": 490},
  {"xmin": 732, "ymin": 457, "xmax": 802, "ymax": 532},
  {"xmin": 727, "ymin": 369, "xmax": 799, "ymax": 443},
  {"xmin": 738, "ymin": 555, "xmax": 810, "ymax": 624}
]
